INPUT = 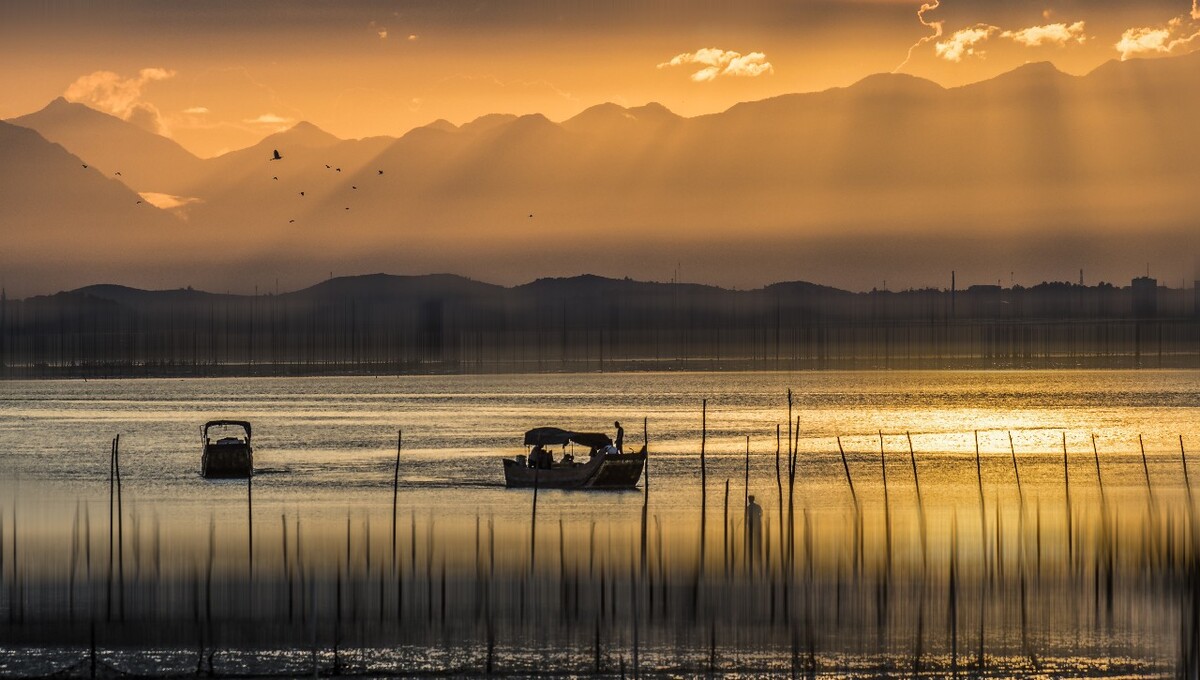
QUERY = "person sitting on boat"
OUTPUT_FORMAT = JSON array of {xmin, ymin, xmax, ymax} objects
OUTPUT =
[
  {"xmin": 530, "ymin": 444, "xmax": 551, "ymax": 469},
  {"xmin": 614, "ymin": 421, "xmax": 624, "ymax": 453}
]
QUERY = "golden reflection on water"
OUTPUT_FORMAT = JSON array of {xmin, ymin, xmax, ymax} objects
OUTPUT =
[{"xmin": 0, "ymin": 371, "xmax": 1198, "ymax": 675}]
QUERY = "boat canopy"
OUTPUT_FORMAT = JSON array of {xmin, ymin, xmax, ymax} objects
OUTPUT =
[
  {"xmin": 524, "ymin": 427, "xmax": 612, "ymax": 450},
  {"xmin": 204, "ymin": 420, "xmax": 252, "ymax": 442}
]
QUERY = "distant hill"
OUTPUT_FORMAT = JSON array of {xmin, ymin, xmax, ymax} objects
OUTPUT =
[
  {"xmin": 61, "ymin": 272, "xmax": 842, "ymax": 306},
  {"xmin": 287, "ymin": 273, "xmax": 505, "ymax": 303}
]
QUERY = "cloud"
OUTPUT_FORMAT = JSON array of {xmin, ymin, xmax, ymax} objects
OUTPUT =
[
  {"xmin": 64, "ymin": 67, "xmax": 175, "ymax": 135},
  {"xmin": 243, "ymin": 113, "xmax": 295, "ymax": 125},
  {"xmin": 658, "ymin": 48, "xmax": 773, "ymax": 82},
  {"xmin": 377, "ymin": 28, "xmax": 388, "ymax": 39},
  {"xmin": 1116, "ymin": 26, "xmax": 1175, "ymax": 58},
  {"xmin": 934, "ymin": 25, "xmax": 999, "ymax": 62},
  {"xmin": 183, "ymin": 106, "xmax": 209, "ymax": 114},
  {"xmin": 1116, "ymin": 17, "xmax": 1200, "ymax": 60},
  {"xmin": 1002, "ymin": 21, "xmax": 1088, "ymax": 47}
]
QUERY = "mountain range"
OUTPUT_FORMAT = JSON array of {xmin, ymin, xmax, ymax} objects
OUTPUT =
[{"xmin": 4, "ymin": 53, "xmax": 1200, "ymax": 294}]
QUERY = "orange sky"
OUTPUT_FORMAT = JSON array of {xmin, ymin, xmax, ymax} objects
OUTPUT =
[{"xmin": 3, "ymin": 1, "xmax": 1200, "ymax": 157}]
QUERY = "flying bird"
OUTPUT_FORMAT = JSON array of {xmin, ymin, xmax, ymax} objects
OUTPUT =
[
  {"xmin": 325, "ymin": 164, "xmax": 331, "ymax": 169},
  {"xmin": 377, "ymin": 170, "xmax": 383, "ymax": 175},
  {"xmin": 272, "ymin": 176, "xmax": 278, "ymax": 180},
  {"xmin": 528, "ymin": 214, "xmax": 534, "ymax": 218},
  {"xmin": 81, "ymin": 164, "xmax": 88, "ymax": 169},
  {"xmin": 299, "ymin": 191, "xmax": 305, "ymax": 196},
  {"xmin": 136, "ymin": 200, "xmax": 142, "ymax": 205},
  {"xmin": 335, "ymin": 167, "xmax": 341, "ymax": 172},
  {"xmin": 114, "ymin": 171, "xmax": 122, "ymax": 176},
  {"xmin": 271, "ymin": 149, "xmax": 282, "ymax": 160},
  {"xmin": 351, "ymin": 186, "xmax": 357, "ymax": 190},
  {"xmin": 289, "ymin": 219, "xmax": 295, "ymax": 223}
]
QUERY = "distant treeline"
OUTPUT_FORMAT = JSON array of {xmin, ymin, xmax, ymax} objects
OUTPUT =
[{"xmin": 1, "ymin": 274, "xmax": 1198, "ymax": 376}]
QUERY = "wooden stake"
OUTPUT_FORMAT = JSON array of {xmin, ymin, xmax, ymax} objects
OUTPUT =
[
  {"xmin": 392, "ymin": 429, "xmax": 402, "ymax": 574},
  {"xmin": 1139, "ymin": 434, "xmax": 1154, "ymax": 509},
  {"xmin": 1062, "ymin": 432, "xmax": 1072, "ymax": 565},
  {"xmin": 700, "ymin": 400, "xmax": 707, "ymax": 571},
  {"xmin": 1008, "ymin": 431, "xmax": 1022, "ymax": 501},
  {"xmin": 837, "ymin": 436, "xmax": 857, "ymax": 506},
  {"xmin": 1181, "ymin": 435, "xmax": 1193, "ymax": 507},
  {"xmin": 114, "ymin": 434, "xmax": 124, "ymax": 621}
]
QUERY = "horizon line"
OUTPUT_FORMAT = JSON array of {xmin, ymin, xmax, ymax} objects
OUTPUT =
[{"xmin": 7, "ymin": 270, "xmax": 1193, "ymax": 302}]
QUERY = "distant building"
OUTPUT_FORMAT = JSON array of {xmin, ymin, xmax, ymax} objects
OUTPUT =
[
  {"xmin": 1131, "ymin": 276, "xmax": 1157, "ymax": 318},
  {"xmin": 1194, "ymin": 281, "xmax": 1200, "ymax": 318}
]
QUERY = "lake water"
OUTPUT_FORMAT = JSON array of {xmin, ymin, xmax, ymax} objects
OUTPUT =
[
  {"xmin": 2, "ymin": 370, "xmax": 1197, "ymax": 525},
  {"xmin": 1, "ymin": 371, "xmax": 1198, "ymax": 676}
]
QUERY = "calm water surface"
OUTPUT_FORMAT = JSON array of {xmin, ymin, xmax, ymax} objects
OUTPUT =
[
  {"xmin": 2, "ymin": 371, "xmax": 1198, "ymax": 676},
  {"xmin": 1, "ymin": 370, "xmax": 1197, "ymax": 529}
]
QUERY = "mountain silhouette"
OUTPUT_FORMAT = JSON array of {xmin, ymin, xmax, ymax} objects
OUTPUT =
[
  {"xmin": 0, "ymin": 120, "xmax": 186, "ymax": 288},
  {"xmin": 4, "ymin": 52, "xmax": 1200, "ymax": 293},
  {"xmin": 10, "ymin": 97, "xmax": 205, "ymax": 194}
]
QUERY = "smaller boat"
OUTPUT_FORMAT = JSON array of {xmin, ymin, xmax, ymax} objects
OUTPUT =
[
  {"xmin": 201, "ymin": 420, "xmax": 254, "ymax": 478},
  {"xmin": 503, "ymin": 427, "xmax": 646, "ymax": 490}
]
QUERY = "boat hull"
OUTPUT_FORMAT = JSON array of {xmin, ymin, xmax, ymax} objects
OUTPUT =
[
  {"xmin": 202, "ymin": 443, "xmax": 253, "ymax": 478},
  {"xmin": 503, "ymin": 446, "xmax": 646, "ymax": 489}
]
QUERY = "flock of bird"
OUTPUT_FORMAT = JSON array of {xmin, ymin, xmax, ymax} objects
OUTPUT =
[
  {"xmin": 83, "ymin": 143, "xmax": 536, "ymax": 220},
  {"xmin": 269, "ymin": 148, "xmax": 386, "ymax": 225}
]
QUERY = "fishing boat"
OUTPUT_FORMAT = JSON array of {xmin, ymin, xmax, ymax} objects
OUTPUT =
[
  {"xmin": 201, "ymin": 420, "xmax": 254, "ymax": 478},
  {"xmin": 502, "ymin": 426, "xmax": 646, "ymax": 489}
]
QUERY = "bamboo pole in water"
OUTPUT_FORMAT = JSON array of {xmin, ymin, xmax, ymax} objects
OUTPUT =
[
  {"xmin": 786, "ymin": 390, "xmax": 794, "ymax": 571},
  {"xmin": 0, "ymin": 509, "xmax": 5, "ymax": 624},
  {"xmin": 723, "ymin": 479, "xmax": 730, "ymax": 579},
  {"xmin": 1138, "ymin": 434, "xmax": 1157, "ymax": 564},
  {"xmin": 699, "ymin": 400, "xmax": 707, "ymax": 574},
  {"xmin": 907, "ymin": 432, "xmax": 927, "ymax": 565},
  {"xmin": 392, "ymin": 430, "xmax": 401, "ymax": 574},
  {"xmin": 949, "ymin": 515, "xmax": 959, "ymax": 676},
  {"xmin": 640, "ymin": 418, "xmax": 649, "ymax": 578},
  {"xmin": 1062, "ymin": 432, "xmax": 1073, "ymax": 565},
  {"xmin": 1008, "ymin": 431, "xmax": 1023, "ymax": 501},
  {"xmin": 1182, "ymin": 436, "xmax": 1193, "ymax": 507},
  {"xmin": 973, "ymin": 430, "xmax": 985, "ymax": 673},
  {"xmin": 743, "ymin": 435, "xmax": 750, "ymax": 575},
  {"xmin": 107, "ymin": 437, "xmax": 114, "ymax": 622},
  {"xmin": 115, "ymin": 434, "xmax": 124, "ymax": 622},
  {"xmin": 879, "ymin": 431, "xmax": 892, "ymax": 572},
  {"xmin": 1091, "ymin": 435, "xmax": 1106, "ymax": 508},
  {"xmin": 837, "ymin": 436, "xmax": 862, "ymax": 574},
  {"xmin": 1139, "ymin": 434, "xmax": 1155, "ymax": 509},
  {"xmin": 743, "ymin": 435, "xmax": 750, "ymax": 510},
  {"xmin": 837, "ymin": 436, "xmax": 857, "ymax": 506},
  {"xmin": 282, "ymin": 513, "xmax": 292, "ymax": 621},
  {"xmin": 531, "ymin": 467, "xmax": 540, "ymax": 569},
  {"xmin": 775, "ymin": 424, "xmax": 784, "ymax": 573},
  {"xmin": 1091, "ymin": 433, "xmax": 1113, "ymax": 622},
  {"xmin": 247, "ymin": 455, "xmax": 253, "ymax": 582}
]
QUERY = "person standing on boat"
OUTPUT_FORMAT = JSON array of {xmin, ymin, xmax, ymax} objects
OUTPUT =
[
  {"xmin": 613, "ymin": 421, "xmax": 624, "ymax": 453},
  {"xmin": 745, "ymin": 495, "xmax": 763, "ymax": 572}
]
